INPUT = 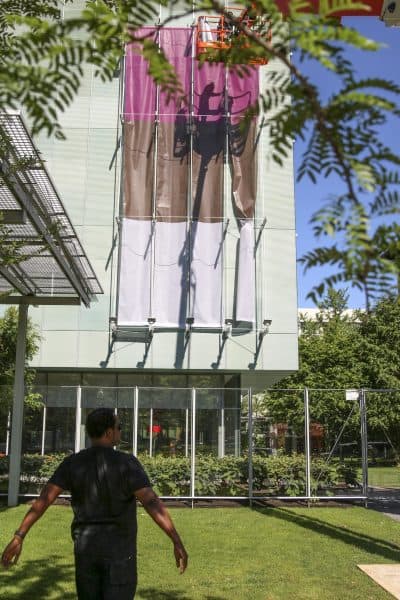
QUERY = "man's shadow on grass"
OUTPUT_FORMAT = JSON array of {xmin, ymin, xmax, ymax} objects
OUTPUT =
[
  {"xmin": 0, "ymin": 556, "xmax": 75, "ymax": 599},
  {"xmin": 1, "ymin": 563, "xmax": 226, "ymax": 600},
  {"xmin": 137, "ymin": 589, "xmax": 225, "ymax": 600},
  {"xmin": 255, "ymin": 507, "xmax": 400, "ymax": 563}
]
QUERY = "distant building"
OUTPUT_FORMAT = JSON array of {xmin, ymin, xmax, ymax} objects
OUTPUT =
[{"xmin": 298, "ymin": 308, "xmax": 362, "ymax": 334}]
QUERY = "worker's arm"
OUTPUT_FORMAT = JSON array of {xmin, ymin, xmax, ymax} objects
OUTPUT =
[
  {"xmin": 1, "ymin": 483, "xmax": 63, "ymax": 568},
  {"xmin": 134, "ymin": 486, "xmax": 188, "ymax": 573}
]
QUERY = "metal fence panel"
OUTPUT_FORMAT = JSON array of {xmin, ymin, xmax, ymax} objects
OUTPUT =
[
  {"xmin": 308, "ymin": 389, "xmax": 363, "ymax": 498},
  {"xmin": 2, "ymin": 385, "xmax": 399, "ymax": 501},
  {"xmin": 250, "ymin": 389, "xmax": 306, "ymax": 498},
  {"xmin": 194, "ymin": 388, "xmax": 247, "ymax": 499},
  {"xmin": 365, "ymin": 390, "xmax": 400, "ymax": 490}
]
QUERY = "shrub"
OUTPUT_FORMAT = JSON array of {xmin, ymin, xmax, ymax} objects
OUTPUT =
[{"xmin": 0, "ymin": 452, "xmax": 360, "ymax": 497}]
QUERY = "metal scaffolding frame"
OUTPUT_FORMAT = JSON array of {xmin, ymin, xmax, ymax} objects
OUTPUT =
[
  {"xmin": 0, "ymin": 385, "xmax": 381, "ymax": 504},
  {"xmin": 114, "ymin": 25, "xmax": 268, "ymax": 342},
  {"xmin": 0, "ymin": 112, "xmax": 103, "ymax": 304},
  {"xmin": 0, "ymin": 111, "xmax": 103, "ymax": 506}
]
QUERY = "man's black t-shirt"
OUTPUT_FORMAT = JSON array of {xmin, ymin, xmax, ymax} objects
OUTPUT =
[{"xmin": 49, "ymin": 446, "xmax": 150, "ymax": 558}]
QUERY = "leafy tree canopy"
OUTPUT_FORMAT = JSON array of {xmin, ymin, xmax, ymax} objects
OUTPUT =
[
  {"xmin": 263, "ymin": 289, "xmax": 400, "ymax": 448},
  {"xmin": 0, "ymin": 0, "xmax": 399, "ymax": 304},
  {"xmin": 0, "ymin": 307, "xmax": 40, "ymax": 386},
  {"xmin": 358, "ymin": 295, "xmax": 400, "ymax": 389},
  {"xmin": 274, "ymin": 288, "xmax": 400, "ymax": 392},
  {"xmin": 0, "ymin": 307, "xmax": 41, "ymax": 437}
]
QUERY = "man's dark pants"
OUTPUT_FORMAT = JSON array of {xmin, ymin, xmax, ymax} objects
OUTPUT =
[{"xmin": 74, "ymin": 552, "xmax": 137, "ymax": 600}]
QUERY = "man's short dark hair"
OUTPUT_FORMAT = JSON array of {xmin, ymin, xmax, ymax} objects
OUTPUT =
[{"xmin": 86, "ymin": 408, "xmax": 116, "ymax": 439}]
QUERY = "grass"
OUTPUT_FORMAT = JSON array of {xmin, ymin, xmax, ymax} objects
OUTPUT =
[
  {"xmin": 1, "ymin": 504, "xmax": 400, "ymax": 599},
  {"xmin": 368, "ymin": 466, "xmax": 400, "ymax": 488}
]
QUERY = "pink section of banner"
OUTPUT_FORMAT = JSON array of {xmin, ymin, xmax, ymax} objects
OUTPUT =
[
  {"xmin": 125, "ymin": 28, "xmax": 192, "ymax": 123},
  {"xmin": 125, "ymin": 28, "xmax": 259, "ymax": 123},
  {"xmin": 124, "ymin": 29, "xmax": 157, "ymax": 120},
  {"xmin": 158, "ymin": 28, "xmax": 192, "ymax": 122},
  {"xmin": 228, "ymin": 67, "xmax": 259, "ymax": 124},
  {"xmin": 194, "ymin": 62, "xmax": 226, "ymax": 122}
]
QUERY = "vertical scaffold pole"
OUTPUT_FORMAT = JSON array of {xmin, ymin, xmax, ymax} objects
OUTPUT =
[
  {"xmin": 304, "ymin": 387, "xmax": 311, "ymax": 502},
  {"xmin": 41, "ymin": 404, "xmax": 47, "ymax": 456},
  {"xmin": 360, "ymin": 388, "xmax": 369, "ymax": 507},
  {"xmin": 185, "ymin": 406, "xmax": 189, "ymax": 458},
  {"xmin": 222, "ymin": 43, "xmax": 229, "ymax": 327},
  {"xmin": 248, "ymin": 388, "xmax": 253, "ymax": 507},
  {"xmin": 133, "ymin": 386, "xmax": 138, "ymax": 455},
  {"xmin": 75, "ymin": 385, "xmax": 82, "ymax": 454},
  {"xmin": 187, "ymin": 24, "xmax": 195, "ymax": 322},
  {"xmin": 190, "ymin": 387, "xmax": 196, "ymax": 508},
  {"xmin": 150, "ymin": 27, "xmax": 161, "ymax": 319},
  {"xmin": 218, "ymin": 393, "xmax": 225, "ymax": 458},
  {"xmin": 8, "ymin": 303, "xmax": 28, "ymax": 507},
  {"xmin": 235, "ymin": 396, "xmax": 241, "ymax": 458},
  {"xmin": 113, "ymin": 406, "xmax": 118, "ymax": 451},
  {"xmin": 5, "ymin": 411, "xmax": 11, "ymax": 456},
  {"xmin": 149, "ymin": 407, "xmax": 154, "ymax": 458}
]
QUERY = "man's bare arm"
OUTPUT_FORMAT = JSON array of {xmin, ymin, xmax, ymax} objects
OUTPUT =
[
  {"xmin": 1, "ymin": 483, "xmax": 63, "ymax": 568},
  {"xmin": 135, "ymin": 486, "xmax": 188, "ymax": 573}
]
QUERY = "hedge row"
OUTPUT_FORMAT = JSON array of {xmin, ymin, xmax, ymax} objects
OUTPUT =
[{"xmin": 0, "ymin": 453, "xmax": 359, "ymax": 496}]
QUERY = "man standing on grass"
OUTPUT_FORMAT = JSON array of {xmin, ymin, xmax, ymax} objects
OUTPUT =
[{"xmin": 1, "ymin": 407, "xmax": 188, "ymax": 599}]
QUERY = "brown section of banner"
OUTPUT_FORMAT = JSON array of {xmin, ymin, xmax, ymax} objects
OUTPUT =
[
  {"xmin": 156, "ymin": 120, "xmax": 189, "ymax": 222},
  {"xmin": 192, "ymin": 120, "xmax": 224, "ymax": 223},
  {"xmin": 124, "ymin": 121, "xmax": 154, "ymax": 219},
  {"xmin": 230, "ymin": 119, "xmax": 258, "ymax": 220},
  {"xmin": 124, "ymin": 115, "xmax": 256, "ymax": 222}
]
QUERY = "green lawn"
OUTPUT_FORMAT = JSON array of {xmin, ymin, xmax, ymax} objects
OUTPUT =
[
  {"xmin": 1, "ymin": 504, "xmax": 400, "ymax": 599},
  {"xmin": 368, "ymin": 466, "xmax": 400, "ymax": 488}
]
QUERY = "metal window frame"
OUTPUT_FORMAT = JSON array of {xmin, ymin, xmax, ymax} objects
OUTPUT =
[{"xmin": 0, "ymin": 111, "xmax": 103, "ymax": 305}]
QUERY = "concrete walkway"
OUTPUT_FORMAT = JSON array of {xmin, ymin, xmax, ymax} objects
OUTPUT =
[
  {"xmin": 357, "ymin": 489, "xmax": 400, "ymax": 599},
  {"xmin": 358, "ymin": 564, "xmax": 400, "ymax": 599},
  {"xmin": 367, "ymin": 487, "xmax": 400, "ymax": 522}
]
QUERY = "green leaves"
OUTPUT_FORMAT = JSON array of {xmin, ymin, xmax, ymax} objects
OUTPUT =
[
  {"xmin": 0, "ymin": 0, "xmax": 158, "ymax": 138},
  {"xmin": 0, "ymin": 307, "xmax": 41, "ymax": 442},
  {"xmin": 141, "ymin": 38, "xmax": 185, "ymax": 103},
  {"xmin": 318, "ymin": 0, "xmax": 372, "ymax": 17},
  {"xmin": 264, "ymin": 293, "xmax": 400, "ymax": 453},
  {"xmin": 300, "ymin": 180, "xmax": 400, "ymax": 307},
  {"xmin": 0, "ymin": 1, "xmax": 399, "ymax": 302},
  {"xmin": 0, "ymin": 451, "xmax": 355, "ymax": 497}
]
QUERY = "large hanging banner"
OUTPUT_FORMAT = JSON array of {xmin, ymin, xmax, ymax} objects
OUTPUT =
[
  {"xmin": 118, "ymin": 27, "xmax": 259, "ymax": 328},
  {"xmin": 153, "ymin": 28, "xmax": 191, "ymax": 327},
  {"xmin": 119, "ymin": 29, "xmax": 156, "ymax": 325},
  {"xmin": 228, "ymin": 68, "xmax": 259, "ymax": 324},
  {"xmin": 190, "ymin": 59, "xmax": 225, "ymax": 327}
]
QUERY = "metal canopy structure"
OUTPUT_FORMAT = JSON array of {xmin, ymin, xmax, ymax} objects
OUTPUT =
[
  {"xmin": 0, "ymin": 111, "xmax": 103, "ymax": 506},
  {"xmin": 0, "ymin": 112, "xmax": 102, "ymax": 307}
]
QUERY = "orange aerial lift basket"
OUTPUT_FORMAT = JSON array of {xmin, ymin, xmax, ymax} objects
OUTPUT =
[{"xmin": 196, "ymin": 7, "xmax": 272, "ymax": 66}]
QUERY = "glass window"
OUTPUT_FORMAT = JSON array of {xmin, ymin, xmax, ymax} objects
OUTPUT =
[
  {"xmin": 188, "ymin": 374, "xmax": 223, "ymax": 388},
  {"xmin": 34, "ymin": 372, "xmax": 48, "ymax": 386},
  {"xmin": 224, "ymin": 375, "xmax": 240, "ymax": 388},
  {"xmin": 82, "ymin": 373, "xmax": 117, "ymax": 387},
  {"xmin": 117, "ymin": 373, "xmax": 152, "ymax": 387},
  {"xmin": 48, "ymin": 372, "xmax": 81, "ymax": 386},
  {"xmin": 153, "ymin": 374, "xmax": 187, "ymax": 388}
]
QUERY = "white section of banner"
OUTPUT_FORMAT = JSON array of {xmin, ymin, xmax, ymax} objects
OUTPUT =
[
  {"xmin": 118, "ymin": 218, "xmax": 152, "ymax": 325},
  {"xmin": 236, "ymin": 220, "xmax": 256, "ymax": 323},
  {"xmin": 118, "ymin": 219, "xmax": 255, "ymax": 328},
  {"xmin": 153, "ymin": 221, "xmax": 188, "ymax": 327},
  {"xmin": 190, "ymin": 221, "xmax": 223, "ymax": 327}
]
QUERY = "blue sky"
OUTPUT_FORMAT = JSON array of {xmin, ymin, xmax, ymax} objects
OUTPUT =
[{"xmin": 294, "ymin": 17, "xmax": 400, "ymax": 308}]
